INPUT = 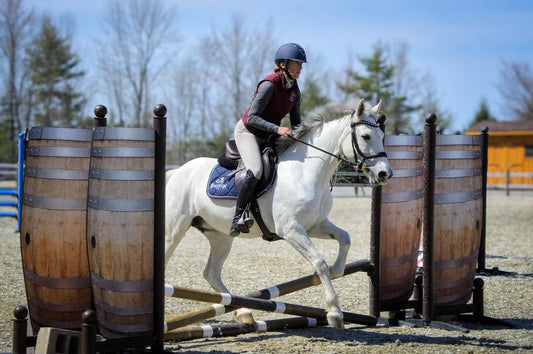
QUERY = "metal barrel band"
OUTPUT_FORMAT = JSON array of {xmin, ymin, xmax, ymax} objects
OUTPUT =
[
  {"xmin": 386, "ymin": 151, "xmax": 424, "ymax": 160},
  {"xmin": 28, "ymin": 127, "xmax": 93, "ymax": 141},
  {"xmin": 435, "ymin": 168, "xmax": 482, "ymax": 178},
  {"xmin": 91, "ymin": 273, "xmax": 153, "ymax": 292},
  {"xmin": 22, "ymin": 194, "xmax": 87, "ymax": 210},
  {"xmin": 435, "ymin": 150, "xmax": 481, "ymax": 159},
  {"xmin": 93, "ymin": 126, "xmax": 155, "ymax": 141},
  {"xmin": 89, "ymin": 168, "xmax": 154, "ymax": 181},
  {"xmin": 23, "ymin": 268, "xmax": 91, "ymax": 289},
  {"xmin": 27, "ymin": 146, "xmax": 91, "ymax": 158},
  {"xmin": 380, "ymin": 248, "xmax": 419, "ymax": 267},
  {"xmin": 436, "ymin": 134, "xmax": 481, "ymax": 145},
  {"xmin": 87, "ymin": 196, "xmax": 154, "ymax": 212},
  {"xmin": 384, "ymin": 135, "xmax": 423, "ymax": 146},
  {"xmin": 27, "ymin": 296, "xmax": 91, "ymax": 312},
  {"xmin": 434, "ymin": 189, "xmax": 483, "ymax": 204},
  {"xmin": 25, "ymin": 167, "xmax": 89, "ymax": 180},
  {"xmin": 94, "ymin": 297, "xmax": 154, "ymax": 316},
  {"xmin": 381, "ymin": 188, "xmax": 424, "ymax": 203},
  {"xmin": 90, "ymin": 146, "xmax": 155, "ymax": 158}
]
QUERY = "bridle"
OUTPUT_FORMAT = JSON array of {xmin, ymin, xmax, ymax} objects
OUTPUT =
[
  {"xmin": 288, "ymin": 117, "xmax": 388, "ymax": 173},
  {"xmin": 350, "ymin": 119, "xmax": 388, "ymax": 173}
]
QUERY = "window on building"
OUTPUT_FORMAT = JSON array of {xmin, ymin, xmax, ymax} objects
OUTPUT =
[{"xmin": 526, "ymin": 145, "xmax": 533, "ymax": 158}]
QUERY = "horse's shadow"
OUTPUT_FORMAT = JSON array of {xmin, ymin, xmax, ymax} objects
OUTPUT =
[{"xmin": 166, "ymin": 318, "xmax": 533, "ymax": 353}]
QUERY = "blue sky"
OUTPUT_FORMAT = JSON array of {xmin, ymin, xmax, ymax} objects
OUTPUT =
[{"xmin": 25, "ymin": 0, "xmax": 533, "ymax": 132}]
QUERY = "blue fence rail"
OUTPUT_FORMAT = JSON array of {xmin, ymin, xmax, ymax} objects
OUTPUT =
[{"xmin": 0, "ymin": 132, "xmax": 24, "ymax": 230}]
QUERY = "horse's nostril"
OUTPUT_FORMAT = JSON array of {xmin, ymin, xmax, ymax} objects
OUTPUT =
[{"xmin": 378, "ymin": 171, "xmax": 388, "ymax": 180}]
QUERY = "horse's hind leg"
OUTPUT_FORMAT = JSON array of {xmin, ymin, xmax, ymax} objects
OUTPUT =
[
  {"xmin": 165, "ymin": 215, "xmax": 194, "ymax": 264},
  {"xmin": 203, "ymin": 231, "xmax": 234, "ymax": 293}
]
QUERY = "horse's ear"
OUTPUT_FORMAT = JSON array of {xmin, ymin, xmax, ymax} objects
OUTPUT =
[
  {"xmin": 371, "ymin": 100, "xmax": 383, "ymax": 115},
  {"xmin": 356, "ymin": 98, "xmax": 365, "ymax": 117}
]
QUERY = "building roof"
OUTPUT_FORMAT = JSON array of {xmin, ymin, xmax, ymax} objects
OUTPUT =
[{"xmin": 466, "ymin": 120, "xmax": 533, "ymax": 133}]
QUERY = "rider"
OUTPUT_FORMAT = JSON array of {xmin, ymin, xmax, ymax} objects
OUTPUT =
[{"xmin": 230, "ymin": 42, "xmax": 307, "ymax": 237}]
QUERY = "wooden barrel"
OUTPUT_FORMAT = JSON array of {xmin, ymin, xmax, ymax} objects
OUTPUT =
[
  {"xmin": 20, "ymin": 127, "xmax": 93, "ymax": 332},
  {"xmin": 433, "ymin": 134, "xmax": 482, "ymax": 306},
  {"xmin": 379, "ymin": 135, "xmax": 424, "ymax": 308},
  {"xmin": 86, "ymin": 127, "xmax": 155, "ymax": 339}
]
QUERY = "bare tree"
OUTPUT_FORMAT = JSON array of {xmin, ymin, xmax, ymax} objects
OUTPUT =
[
  {"xmin": 98, "ymin": 0, "xmax": 178, "ymax": 127},
  {"xmin": 168, "ymin": 57, "xmax": 201, "ymax": 164},
  {"xmin": 199, "ymin": 15, "xmax": 276, "ymax": 134},
  {"xmin": 0, "ymin": 0, "xmax": 34, "ymax": 145},
  {"xmin": 498, "ymin": 59, "xmax": 533, "ymax": 121}
]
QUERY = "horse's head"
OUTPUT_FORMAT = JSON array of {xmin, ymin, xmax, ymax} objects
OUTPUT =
[{"xmin": 341, "ymin": 99, "xmax": 393, "ymax": 185}]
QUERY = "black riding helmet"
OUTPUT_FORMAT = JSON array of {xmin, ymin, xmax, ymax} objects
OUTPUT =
[{"xmin": 274, "ymin": 43, "xmax": 307, "ymax": 80}]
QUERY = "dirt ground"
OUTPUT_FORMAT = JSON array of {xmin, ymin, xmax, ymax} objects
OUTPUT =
[{"xmin": 0, "ymin": 189, "xmax": 531, "ymax": 353}]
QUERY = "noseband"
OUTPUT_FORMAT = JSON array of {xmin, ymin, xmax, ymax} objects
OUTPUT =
[{"xmin": 350, "ymin": 119, "xmax": 388, "ymax": 173}]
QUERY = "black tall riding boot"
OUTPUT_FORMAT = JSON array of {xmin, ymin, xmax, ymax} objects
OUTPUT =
[{"xmin": 229, "ymin": 170, "xmax": 259, "ymax": 237}]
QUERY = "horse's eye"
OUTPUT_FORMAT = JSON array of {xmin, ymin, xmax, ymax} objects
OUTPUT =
[{"xmin": 362, "ymin": 134, "xmax": 371, "ymax": 141}]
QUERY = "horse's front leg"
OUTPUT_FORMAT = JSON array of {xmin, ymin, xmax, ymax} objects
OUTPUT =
[
  {"xmin": 307, "ymin": 218, "xmax": 351, "ymax": 279},
  {"xmin": 283, "ymin": 225, "xmax": 344, "ymax": 330}
]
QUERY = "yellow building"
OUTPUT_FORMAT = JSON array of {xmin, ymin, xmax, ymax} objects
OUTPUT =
[{"xmin": 465, "ymin": 120, "xmax": 533, "ymax": 187}]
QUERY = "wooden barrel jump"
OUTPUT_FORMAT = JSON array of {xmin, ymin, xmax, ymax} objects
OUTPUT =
[
  {"xmin": 20, "ymin": 127, "xmax": 93, "ymax": 332},
  {"xmin": 86, "ymin": 127, "xmax": 156, "ymax": 339},
  {"xmin": 433, "ymin": 134, "xmax": 483, "ymax": 306},
  {"xmin": 379, "ymin": 135, "xmax": 424, "ymax": 309}
]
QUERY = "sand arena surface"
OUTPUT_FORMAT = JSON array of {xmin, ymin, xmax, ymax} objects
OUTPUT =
[{"xmin": 1, "ymin": 189, "xmax": 531, "ymax": 353}]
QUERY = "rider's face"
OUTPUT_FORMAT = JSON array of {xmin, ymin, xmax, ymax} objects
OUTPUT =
[{"xmin": 283, "ymin": 60, "xmax": 303, "ymax": 80}]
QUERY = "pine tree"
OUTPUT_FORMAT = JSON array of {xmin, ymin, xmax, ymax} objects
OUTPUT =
[
  {"xmin": 338, "ymin": 43, "xmax": 421, "ymax": 134},
  {"xmin": 471, "ymin": 99, "xmax": 496, "ymax": 127},
  {"xmin": 25, "ymin": 16, "xmax": 86, "ymax": 127},
  {"xmin": 300, "ymin": 74, "xmax": 330, "ymax": 118}
]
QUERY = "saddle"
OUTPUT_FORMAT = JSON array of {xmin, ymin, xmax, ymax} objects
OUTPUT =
[
  {"xmin": 217, "ymin": 138, "xmax": 276, "ymax": 190},
  {"xmin": 216, "ymin": 138, "xmax": 282, "ymax": 242}
]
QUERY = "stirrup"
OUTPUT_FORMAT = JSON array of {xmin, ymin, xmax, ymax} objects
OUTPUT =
[{"xmin": 237, "ymin": 210, "xmax": 254, "ymax": 233}]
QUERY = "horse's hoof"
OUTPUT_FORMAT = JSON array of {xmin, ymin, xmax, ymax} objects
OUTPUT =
[
  {"xmin": 327, "ymin": 312, "xmax": 345, "ymax": 330},
  {"xmin": 329, "ymin": 267, "xmax": 343, "ymax": 279},
  {"xmin": 235, "ymin": 308, "xmax": 255, "ymax": 325}
]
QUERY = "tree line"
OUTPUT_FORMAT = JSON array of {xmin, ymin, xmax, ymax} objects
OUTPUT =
[{"xmin": 0, "ymin": 0, "xmax": 531, "ymax": 164}]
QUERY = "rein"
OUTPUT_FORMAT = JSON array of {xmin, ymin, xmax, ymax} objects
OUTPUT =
[
  {"xmin": 288, "ymin": 119, "xmax": 387, "ymax": 173},
  {"xmin": 288, "ymin": 135, "xmax": 356, "ymax": 167}
]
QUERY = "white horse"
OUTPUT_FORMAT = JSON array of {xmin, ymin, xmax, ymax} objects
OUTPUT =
[{"xmin": 165, "ymin": 99, "xmax": 392, "ymax": 329}]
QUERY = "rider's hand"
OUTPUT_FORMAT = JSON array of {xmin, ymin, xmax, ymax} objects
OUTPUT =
[{"xmin": 277, "ymin": 126, "xmax": 293, "ymax": 137}]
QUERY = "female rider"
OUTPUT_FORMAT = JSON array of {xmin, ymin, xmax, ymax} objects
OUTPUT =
[{"xmin": 230, "ymin": 42, "xmax": 307, "ymax": 236}]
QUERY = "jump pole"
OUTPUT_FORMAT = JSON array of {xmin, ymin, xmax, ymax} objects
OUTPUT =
[
  {"xmin": 165, "ymin": 316, "xmax": 326, "ymax": 342},
  {"xmin": 165, "ymin": 284, "xmax": 377, "ymax": 326},
  {"xmin": 164, "ymin": 259, "xmax": 372, "ymax": 330}
]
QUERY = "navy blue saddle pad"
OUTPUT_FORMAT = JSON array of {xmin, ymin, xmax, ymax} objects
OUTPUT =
[{"xmin": 206, "ymin": 164, "xmax": 276, "ymax": 199}]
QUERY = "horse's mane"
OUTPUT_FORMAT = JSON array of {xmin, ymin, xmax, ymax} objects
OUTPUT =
[{"xmin": 275, "ymin": 105, "xmax": 358, "ymax": 154}]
